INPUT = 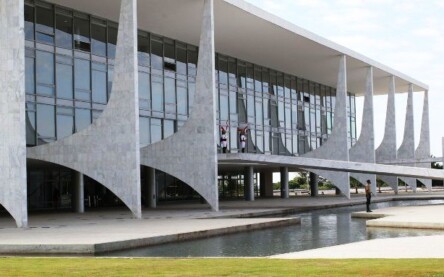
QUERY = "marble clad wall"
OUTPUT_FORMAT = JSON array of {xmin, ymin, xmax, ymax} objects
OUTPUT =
[
  {"xmin": 140, "ymin": 0, "xmax": 219, "ymax": 211},
  {"xmin": 0, "ymin": 0, "xmax": 28, "ymax": 227}
]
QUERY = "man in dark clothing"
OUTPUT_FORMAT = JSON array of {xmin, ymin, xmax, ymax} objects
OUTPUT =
[{"xmin": 365, "ymin": 179, "xmax": 372, "ymax": 212}]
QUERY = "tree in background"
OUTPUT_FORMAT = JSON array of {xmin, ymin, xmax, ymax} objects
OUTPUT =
[
  {"xmin": 350, "ymin": 177, "xmax": 362, "ymax": 194},
  {"xmin": 431, "ymin": 161, "xmax": 443, "ymax": 187}
]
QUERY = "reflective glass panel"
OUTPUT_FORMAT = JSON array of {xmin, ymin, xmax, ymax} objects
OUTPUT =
[
  {"xmin": 139, "ymin": 71, "xmax": 151, "ymax": 110},
  {"xmin": 92, "ymin": 22, "xmax": 107, "ymax": 56},
  {"xmin": 177, "ymin": 86, "xmax": 187, "ymax": 115},
  {"xmin": 163, "ymin": 119, "xmax": 174, "ymax": 139},
  {"xmin": 55, "ymin": 13, "xmax": 73, "ymax": 49},
  {"xmin": 108, "ymin": 26, "xmax": 118, "ymax": 59},
  {"xmin": 139, "ymin": 116, "xmax": 150, "ymax": 147},
  {"xmin": 151, "ymin": 39, "xmax": 163, "ymax": 70},
  {"xmin": 138, "ymin": 34, "xmax": 150, "ymax": 66},
  {"xmin": 176, "ymin": 47, "xmax": 187, "ymax": 75},
  {"xmin": 75, "ymin": 59, "xmax": 90, "ymax": 91},
  {"xmin": 25, "ymin": 5, "xmax": 35, "ymax": 41},
  {"xmin": 92, "ymin": 68, "xmax": 107, "ymax": 103},
  {"xmin": 36, "ymin": 51, "xmax": 54, "ymax": 85},
  {"xmin": 37, "ymin": 104, "xmax": 55, "ymax": 142},
  {"xmin": 74, "ymin": 16, "xmax": 90, "ymax": 52},
  {"xmin": 36, "ymin": 6, "xmax": 54, "ymax": 44},
  {"xmin": 165, "ymin": 78, "xmax": 175, "ymax": 105},
  {"xmin": 220, "ymin": 94, "xmax": 229, "ymax": 121},
  {"xmin": 57, "ymin": 113, "xmax": 73, "ymax": 139},
  {"xmin": 75, "ymin": 108, "xmax": 91, "ymax": 132},
  {"xmin": 26, "ymin": 109, "xmax": 36, "ymax": 146},
  {"xmin": 56, "ymin": 62, "xmax": 73, "ymax": 99},
  {"xmin": 151, "ymin": 118, "xmax": 162, "ymax": 143},
  {"xmin": 152, "ymin": 81, "xmax": 163, "ymax": 112},
  {"xmin": 25, "ymin": 57, "xmax": 35, "ymax": 94}
]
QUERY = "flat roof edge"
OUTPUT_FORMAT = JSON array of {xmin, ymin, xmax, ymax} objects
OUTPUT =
[{"xmin": 224, "ymin": 0, "xmax": 429, "ymax": 91}]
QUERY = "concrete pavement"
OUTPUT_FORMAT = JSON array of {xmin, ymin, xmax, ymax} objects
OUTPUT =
[{"xmin": 1, "ymin": 192, "xmax": 444, "ymax": 256}]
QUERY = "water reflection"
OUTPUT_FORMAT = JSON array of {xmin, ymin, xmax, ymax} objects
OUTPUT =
[{"xmin": 101, "ymin": 200, "xmax": 444, "ymax": 257}]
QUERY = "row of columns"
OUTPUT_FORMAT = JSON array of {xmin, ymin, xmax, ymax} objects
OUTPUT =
[
  {"xmin": 72, "ymin": 167, "xmax": 157, "ymax": 213},
  {"xmin": 242, "ymin": 55, "xmax": 430, "ymax": 201}
]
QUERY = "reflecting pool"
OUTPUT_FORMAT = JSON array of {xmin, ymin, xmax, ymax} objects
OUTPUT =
[{"xmin": 101, "ymin": 200, "xmax": 444, "ymax": 257}]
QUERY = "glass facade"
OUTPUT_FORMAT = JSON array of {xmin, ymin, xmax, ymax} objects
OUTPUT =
[
  {"xmin": 23, "ymin": 0, "xmax": 357, "ymax": 204},
  {"xmin": 24, "ymin": 0, "xmax": 357, "ymax": 151}
]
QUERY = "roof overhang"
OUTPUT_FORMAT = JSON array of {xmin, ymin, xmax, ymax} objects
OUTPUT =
[{"xmin": 47, "ymin": 0, "xmax": 429, "ymax": 96}]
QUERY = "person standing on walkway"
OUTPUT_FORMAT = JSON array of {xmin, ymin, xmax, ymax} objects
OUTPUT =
[
  {"xmin": 220, "ymin": 121, "xmax": 229, "ymax": 153},
  {"xmin": 365, "ymin": 179, "xmax": 373, "ymax": 212},
  {"xmin": 238, "ymin": 126, "xmax": 248, "ymax": 153},
  {"xmin": 220, "ymin": 128, "xmax": 228, "ymax": 153}
]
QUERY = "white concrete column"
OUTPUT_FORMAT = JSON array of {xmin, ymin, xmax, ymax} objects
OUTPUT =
[
  {"xmin": 140, "ymin": 0, "xmax": 219, "ymax": 211},
  {"xmin": 280, "ymin": 167, "xmax": 289, "ymax": 198},
  {"xmin": 376, "ymin": 76, "xmax": 398, "ymax": 193},
  {"xmin": 0, "ymin": 0, "xmax": 28, "ymax": 228},
  {"xmin": 244, "ymin": 166, "xmax": 255, "ymax": 201},
  {"xmin": 303, "ymin": 55, "xmax": 350, "ymax": 198},
  {"xmin": 349, "ymin": 66, "xmax": 377, "ymax": 194},
  {"xmin": 146, "ymin": 167, "xmax": 156, "ymax": 208},
  {"xmin": 73, "ymin": 172, "xmax": 84, "ymax": 213},
  {"xmin": 415, "ymin": 90, "xmax": 432, "ymax": 191},
  {"xmin": 397, "ymin": 84, "xmax": 417, "ymax": 192}
]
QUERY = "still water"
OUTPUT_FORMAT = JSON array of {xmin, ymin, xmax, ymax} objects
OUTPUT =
[{"xmin": 103, "ymin": 200, "xmax": 444, "ymax": 257}]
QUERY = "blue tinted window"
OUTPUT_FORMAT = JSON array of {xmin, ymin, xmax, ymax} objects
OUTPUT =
[
  {"xmin": 37, "ymin": 104, "xmax": 55, "ymax": 143},
  {"xmin": 55, "ymin": 13, "xmax": 72, "ymax": 49},
  {"xmin": 92, "ymin": 68, "xmax": 107, "ymax": 103},
  {"xmin": 75, "ymin": 108, "xmax": 91, "ymax": 132},
  {"xmin": 56, "ymin": 62, "xmax": 73, "ymax": 99}
]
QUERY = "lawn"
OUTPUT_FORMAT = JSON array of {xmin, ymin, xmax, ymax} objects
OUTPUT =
[{"xmin": 1, "ymin": 257, "xmax": 444, "ymax": 277}]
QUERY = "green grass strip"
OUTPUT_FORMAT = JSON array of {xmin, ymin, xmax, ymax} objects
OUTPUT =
[{"xmin": 1, "ymin": 257, "xmax": 444, "ymax": 277}]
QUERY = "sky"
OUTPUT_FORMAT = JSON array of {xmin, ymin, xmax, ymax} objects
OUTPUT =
[{"xmin": 245, "ymin": 0, "xmax": 444, "ymax": 157}]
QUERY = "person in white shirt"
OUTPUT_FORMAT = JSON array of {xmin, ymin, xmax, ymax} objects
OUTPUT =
[
  {"xmin": 238, "ymin": 125, "xmax": 248, "ymax": 153},
  {"xmin": 220, "ymin": 128, "xmax": 228, "ymax": 153}
]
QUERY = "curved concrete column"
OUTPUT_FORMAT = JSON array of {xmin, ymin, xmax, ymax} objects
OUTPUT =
[
  {"xmin": 140, "ymin": 0, "xmax": 219, "ymax": 211},
  {"xmin": 397, "ymin": 84, "xmax": 417, "ymax": 191},
  {"xmin": 0, "ymin": 0, "xmax": 28, "ymax": 228},
  {"xmin": 303, "ymin": 55, "xmax": 350, "ymax": 198},
  {"xmin": 349, "ymin": 67, "xmax": 376, "ymax": 194},
  {"xmin": 375, "ymin": 76, "xmax": 398, "ymax": 193},
  {"xmin": 415, "ymin": 90, "xmax": 432, "ymax": 191},
  {"xmin": 27, "ymin": 0, "xmax": 142, "ymax": 218}
]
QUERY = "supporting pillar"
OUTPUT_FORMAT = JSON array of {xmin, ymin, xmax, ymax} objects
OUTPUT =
[
  {"xmin": 0, "ymin": 0, "xmax": 28, "ymax": 228},
  {"xmin": 349, "ymin": 66, "xmax": 377, "ymax": 194},
  {"xmin": 376, "ymin": 76, "xmax": 398, "ymax": 193},
  {"xmin": 139, "ymin": 0, "xmax": 219, "ymax": 211},
  {"xmin": 260, "ymin": 170, "xmax": 274, "ymax": 197},
  {"xmin": 309, "ymin": 172, "xmax": 318, "ymax": 197},
  {"xmin": 244, "ymin": 166, "xmax": 254, "ymax": 201},
  {"xmin": 146, "ymin": 167, "xmax": 156, "ymax": 208},
  {"xmin": 415, "ymin": 90, "xmax": 432, "ymax": 191},
  {"xmin": 280, "ymin": 167, "xmax": 289, "ymax": 198},
  {"xmin": 397, "ymin": 84, "xmax": 417, "ymax": 192},
  {"xmin": 73, "ymin": 172, "xmax": 84, "ymax": 213},
  {"xmin": 303, "ymin": 55, "xmax": 350, "ymax": 198}
]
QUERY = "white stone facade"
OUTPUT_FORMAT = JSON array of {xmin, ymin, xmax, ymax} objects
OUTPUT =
[{"xmin": 0, "ymin": 0, "xmax": 438, "ymax": 227}]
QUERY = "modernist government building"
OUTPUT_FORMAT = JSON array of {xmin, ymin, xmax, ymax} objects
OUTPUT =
[{"xmin": 0, "ymin": 0, "xmax": 440, "ymax": 227}]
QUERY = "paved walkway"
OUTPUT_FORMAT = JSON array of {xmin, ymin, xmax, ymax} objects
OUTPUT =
[{"xmin": 1, "ymin": 192, "xmax": 443, "ymax": 256}]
